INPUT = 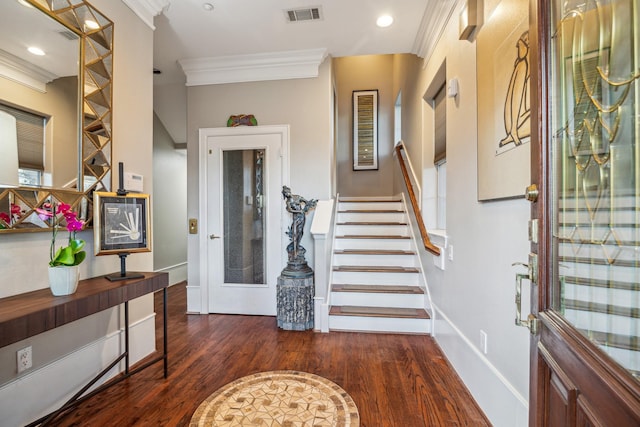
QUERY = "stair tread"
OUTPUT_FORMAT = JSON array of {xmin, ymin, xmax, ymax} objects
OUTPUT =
[
  {"xmin": 334, "ymin": 249, "xmax": 415, "ymax": 255},
  {"xmin": 329, "ymin": 305, "xmax": 430, "ymax": 319},
  {"xmin": 337, "ymin": 221, "xmax": 408, "ymax": 226},
  {"xmin": 339, "ymin": 199, "xmax": 402, "ymax": 202},
  {"xmin": 332, "ymin": 284, "xmax": 424, "ymax": 294},
  {"xmin": 333, "ymin": 265, "xmax": 419, "ymax": 273},
  {"xmin": 338, "ymin": 209, "xmax": 404, "ymax": 213},
  {"xmin": 336, "ymin": 235, "xmax": 411, "ymax": 239}
]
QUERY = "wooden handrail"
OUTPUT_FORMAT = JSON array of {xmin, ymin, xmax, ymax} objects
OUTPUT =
[{"xmin": 395, "ymin": 144, "xmax": 441, "ymax": 256}]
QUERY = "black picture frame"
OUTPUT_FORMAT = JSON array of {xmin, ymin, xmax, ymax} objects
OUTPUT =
[{"xmin": 352, "ymin": 89, "xmax": 379, "ymax": 170}]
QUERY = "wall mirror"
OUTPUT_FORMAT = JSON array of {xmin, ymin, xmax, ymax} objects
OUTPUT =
[{"xmin": 0, "ymin": 0, "xmax": 113, "ymax": 232}]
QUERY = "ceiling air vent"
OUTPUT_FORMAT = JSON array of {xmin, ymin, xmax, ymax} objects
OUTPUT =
[{"xmin": 286, "ymin": 7, "xmax": 322, "ymax": 23}]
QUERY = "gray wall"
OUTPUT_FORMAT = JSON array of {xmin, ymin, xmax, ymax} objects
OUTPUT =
[
  {"xmin": 185, "ymin": 58, "xmax": 335, "ymax": 312},
  {"xmin": 393, "ymin": 1, "xmax": 531, "ymax": 424},
  {"xmin": 0, "ymin": 2, "xmax": 156, "ymax": 424},
  {"xmin": 153, "ymin": 112, "xmax": 187, "ymax": 284},
  {"xmin": 334, "ymin": 55, "xmax": 396, "ymax": 197}
]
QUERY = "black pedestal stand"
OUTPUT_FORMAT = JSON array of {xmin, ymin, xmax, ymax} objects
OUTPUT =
[{"xmin": 106, "ymin": 162, "xmax": 144, "ymax": 282}]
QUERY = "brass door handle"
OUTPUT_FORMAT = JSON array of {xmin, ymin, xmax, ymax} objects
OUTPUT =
[{"xmin": 525, "ymin": 184, "xmax": 539, "ymax": 202}]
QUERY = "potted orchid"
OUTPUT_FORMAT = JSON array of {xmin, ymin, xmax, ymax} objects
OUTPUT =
[{"xmin": 36, "ymin": 202, "xmax": 86, "ymax": 295}]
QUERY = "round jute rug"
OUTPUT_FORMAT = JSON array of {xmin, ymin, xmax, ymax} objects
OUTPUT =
[{"xmin": 189, "ymin": 370, "xmax": 360, "ymax": 426}]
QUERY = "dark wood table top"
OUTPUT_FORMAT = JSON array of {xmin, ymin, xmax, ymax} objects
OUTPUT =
[{"xmin": 0, "ymin": 272, "xmax": 168, "ymax": 348}]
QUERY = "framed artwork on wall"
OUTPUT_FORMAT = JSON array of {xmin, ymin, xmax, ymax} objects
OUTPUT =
[
  {"xmin": 93, "ymin": 192, "xmax": 151, "ymax": 256},
  {"xmin": 476, "ymin": 0, "xmax": 530, "ymax": 201},
  {"xmin": 353, "ymin": 90, "xmax": 378, "ymax": 170}
]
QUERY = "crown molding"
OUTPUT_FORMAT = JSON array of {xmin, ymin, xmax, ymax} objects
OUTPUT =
[
  {"xmin": 412, "ymin": 0, "xmax": 459, "ymax": 62},
  {"xmin": 121, "ymin": 0, "xmax": 170, "ymax": 30},
  {"xmin": 0, "ymin": 50, "xmax": 56, "ymax": 93},
  {"xmin": 179, "ymin": 48, "xmax": 329, "ymax": 86}
]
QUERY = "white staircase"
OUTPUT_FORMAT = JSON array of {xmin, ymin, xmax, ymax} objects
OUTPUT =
[{"xmin": 328, "ymin": 197, "xmax": 432, "ymax": 334}]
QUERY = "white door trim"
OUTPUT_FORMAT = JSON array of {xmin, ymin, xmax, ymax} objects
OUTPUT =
[{"xmin": 198, "ymin": 125, "xmax": 290, "ymax": 314}]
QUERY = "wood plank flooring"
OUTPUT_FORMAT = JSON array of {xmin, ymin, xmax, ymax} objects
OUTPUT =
[{"xmin": 54, "ymin": 282, "xmax": 490, "ymax": 427}]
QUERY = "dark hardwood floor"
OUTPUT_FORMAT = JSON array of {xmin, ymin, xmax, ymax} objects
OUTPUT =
[{"xmin": 54, "ymin": 282, "xmax": 490, "ymax": 426}]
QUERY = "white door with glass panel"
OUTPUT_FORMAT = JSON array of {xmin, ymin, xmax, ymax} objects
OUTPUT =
[{"xmin": 202, "ymin": 126, "xmax": 288, "ymax": 315}]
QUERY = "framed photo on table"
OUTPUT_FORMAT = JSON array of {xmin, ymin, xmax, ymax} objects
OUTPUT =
[{"xmin": 93, "ymin": 192, "xmax": 151, "ymax": 256}]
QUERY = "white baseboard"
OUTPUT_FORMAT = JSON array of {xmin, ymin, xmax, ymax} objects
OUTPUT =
[
  {"xmin": 155, "ymin": 262, "xmax": 187, "ymax": 285},
  {"xmin": 0, "ymin": 314, "xmax": 157, "ymax": 427},
  {"xmin": 433, "ymin": 305, "xmax": 529, "ymax": 427},
  {"xmin": 186, "ymin": 285, "xmax": 201, "ymax": 313}
]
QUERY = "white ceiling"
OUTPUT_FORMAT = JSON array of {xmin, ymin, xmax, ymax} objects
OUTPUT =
[{"xmin": 152, "ymin": 0, "xmax": 434, "ymax": 86}]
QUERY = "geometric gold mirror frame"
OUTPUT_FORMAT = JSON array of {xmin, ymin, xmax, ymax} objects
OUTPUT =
[{"xmin": 0, "ymin": 0, "xmax": 113, "ymax": 233}]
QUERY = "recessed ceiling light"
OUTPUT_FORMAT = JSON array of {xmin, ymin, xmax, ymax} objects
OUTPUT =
[
  {"xmin": 203, "ymin": 3, "xmax": 214, "ymax": 11},
  {"xmin": 376, "ymin": 15, "xmax": 394, "ymax": 28},
  {"xmin": 28, "ymin": 46, "xmax": 45, "ymax": 56}
]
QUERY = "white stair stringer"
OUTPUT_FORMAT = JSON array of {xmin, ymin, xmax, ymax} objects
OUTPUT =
[{"xmin": 328, "ymin": 196, "xmax": 433, "ymax": 334}]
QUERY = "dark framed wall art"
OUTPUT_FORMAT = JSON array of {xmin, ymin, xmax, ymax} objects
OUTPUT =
[
  {"xmin": 353, "ymin": 90, "xmax": 379, "ymax": 170},
  {"xmin": 93, "ymin": 192, "xmax": 151, "ymax": 255}
]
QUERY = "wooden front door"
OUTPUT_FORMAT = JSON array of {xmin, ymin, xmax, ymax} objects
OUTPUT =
[{"xmin": 528, "ymin": 0, "xmax": 640, "ymax": 424}]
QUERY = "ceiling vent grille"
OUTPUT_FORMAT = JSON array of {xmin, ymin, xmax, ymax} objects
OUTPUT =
[{"xmin": 286, "ymin": 7, "xmax": 322, "ymax": 23}]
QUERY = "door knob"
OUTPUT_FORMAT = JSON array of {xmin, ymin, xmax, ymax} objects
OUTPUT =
[
  {"xmin": 525, "ymin": 184, "xmax": 539, "ymax": 202},
  {"xmin": 209, "ymin": 234, "xmax": 220, "ymax": 240}
]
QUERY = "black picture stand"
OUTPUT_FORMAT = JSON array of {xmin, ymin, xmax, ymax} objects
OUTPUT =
[{"xmin": 106, "ymin": 162, "xmax": 144, "ymax": 282}]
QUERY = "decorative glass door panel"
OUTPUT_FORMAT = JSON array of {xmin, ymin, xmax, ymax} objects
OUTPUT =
[
  {"xmin": 550, "ymin": 0, "xmax": 640, "ymax": 378},
  {"xmin": 222, "ymin": 149, "xmax": 265, "ymax": 285}
]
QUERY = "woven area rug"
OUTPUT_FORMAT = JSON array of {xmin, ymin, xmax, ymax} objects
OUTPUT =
[{"xmin": 189, "ymin": 370, "xmax": 360, "ymax": 426}]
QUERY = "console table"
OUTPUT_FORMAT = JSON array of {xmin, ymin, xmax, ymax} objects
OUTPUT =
[{"xmin": 0, "ymin": 272, "xmax": 169, "ymax": 426}]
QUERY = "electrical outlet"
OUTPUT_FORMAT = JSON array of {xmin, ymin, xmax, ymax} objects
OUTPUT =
[
  {"xmin": 17, "ymin": 346, "xmax": 32, "ymax": 373},
  {"xmin": 480, "ymin": 330, "xmax": 488, "ymax": 354}
]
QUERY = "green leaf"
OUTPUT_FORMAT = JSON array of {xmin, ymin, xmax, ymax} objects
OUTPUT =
[
  {"xmin": 52, "ymin": 246, "xmax": 75, "ymax": 266},
  {"xmin": 69, "ymin": 239, "xmax": 85, "ymax": 254},
  {"xmin": 74, "ymin": 251, "xmax": 86, "ymax": 265}
]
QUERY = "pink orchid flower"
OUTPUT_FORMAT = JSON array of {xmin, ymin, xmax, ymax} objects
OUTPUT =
[
  {"xmin": 35, "ymin": 206, "xmax": 54, "ymax": 222},
  {"xmin": 0, "ymin": 212, "xmax": 9, "ymax": 223}
]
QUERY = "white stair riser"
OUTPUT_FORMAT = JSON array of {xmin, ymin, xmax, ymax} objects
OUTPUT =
[
  {"xmin": 331, "ymin": 292, "xmax": 424, "ymax": 308},
  {"xmin": 565, "ymin": 309, "xmax": 640, "ymax": 338},
  {"xmin": 334, "ymin": 238, "xmax": 412, "ymax": 251},
  {"xmin": 338, "ymin": 212, "xmax": 406, "ymax": 223},
  {"xmin": 332, "ymin": 271, "xmax": 420, "ymax": 285},
  {"xmin": 329, "ymin": 315, "xmax": 431, "ymax": 334},
  {"xmin": 339, "ymin": 201, "xmax": 403, "ymax": 211},
  {"xmin": 333, "ymin": 253, "xmax": 417, "ymax": 267},
  {"xmin": 336, "ymin": 224, "xmax": 409, "ymax": 236},
  {"xmin": 561, "ymin": 262, "xmax": 638, "ymax": 283},
  {"xmin": 564, "ymin": 283, "xmax": 639, "ymax": 309},
  {"xmin": 558, "ymin": 242, "xmax": 638, "ymax": 263}
]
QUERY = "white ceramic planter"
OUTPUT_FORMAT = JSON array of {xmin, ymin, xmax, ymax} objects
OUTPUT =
[{"xmin": 48, "ymin": 265, "xmax": 80, "ymax": 296}]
